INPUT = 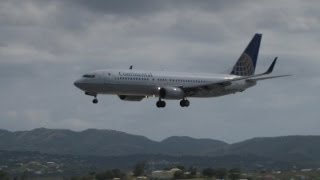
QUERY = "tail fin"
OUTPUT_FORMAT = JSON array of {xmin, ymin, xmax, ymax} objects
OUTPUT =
[{"xmin": 230, "ymin": 33, "xmax": 262, "ymax": 76}]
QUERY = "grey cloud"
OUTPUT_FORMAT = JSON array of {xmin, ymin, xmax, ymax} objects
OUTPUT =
[
  {"xmin": 0, "ymin": 62, "xmax": 39, "ymax": 79},
  {"xmin": 65, "ymin": 0, "xmax": 245, "ymax": 16},
  {"xmin": 67, "ymin": 0, "xmax": 165, "ymax": 16}
]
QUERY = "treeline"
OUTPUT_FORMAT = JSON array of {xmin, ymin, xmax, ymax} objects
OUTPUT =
[
  {"xmin": 69, "ymin": 163, "xmax": 243, "ymax": 180},
  {"xmin": 165, "ymin": 165, "xmax": 241, "ymax": 180},
  {"xmin": 0, "ymin": 150, "xmax": 295, "ymax": 171},
  {"xmin": 71, "ymin": 169, "xmax": 126, "ymax": 180},
  {"xmin": 201, "ymin": 168, "xmax": 241, "ymax": 180}
]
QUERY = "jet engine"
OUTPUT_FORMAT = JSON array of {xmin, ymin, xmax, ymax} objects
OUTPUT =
[
  {"xmin": 118, "ymin": 95, "xmax": 145, "ymax": 101},
  {"xmin": 159, "ymin": 87, "xmax": 184, "ymax": 100}
]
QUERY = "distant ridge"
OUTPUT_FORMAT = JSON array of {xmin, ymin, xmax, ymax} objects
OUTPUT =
[
  {"xmin": 0, "ymin": 128, "xmax": 158, "ymax": 156},
  {"xmin": 160, "ymin": 136, "xmax": 228, "ymax": 155},
  {"xmin": 1, "ymin": 128, "xmax": 320, "ymax": 164},
  {"xmin": 219, "ymin": 136, "xmax": 320, "ymax": 162}
]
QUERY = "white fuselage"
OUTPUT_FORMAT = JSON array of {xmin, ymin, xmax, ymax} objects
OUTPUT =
[{"xmin": 74, "ymin": 69, "xmax": 256, "ymax": 99}]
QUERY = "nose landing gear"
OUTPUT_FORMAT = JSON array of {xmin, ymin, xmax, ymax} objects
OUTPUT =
[
  {"xmin": 85, "ymin": 92, "xmax": 98, "ymax": 104},
  {"xmin": 92, "ymin": 98, "xmax": 98, "ymax": 104}
]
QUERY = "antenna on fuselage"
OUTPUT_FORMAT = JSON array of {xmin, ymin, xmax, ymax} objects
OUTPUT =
[{"xmin": 129, "ymin": 65, "xmax": 133, "ymax": 70}]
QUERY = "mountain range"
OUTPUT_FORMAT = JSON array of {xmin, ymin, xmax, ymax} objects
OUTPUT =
[{"xmin": 1, "ymin": 128, "xmax": 320, "ymax": 164}]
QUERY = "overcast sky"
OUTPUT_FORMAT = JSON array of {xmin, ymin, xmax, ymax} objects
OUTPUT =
[{"xmin": 1, "ymin": 0, "xmax": 319, "ymax": 143}]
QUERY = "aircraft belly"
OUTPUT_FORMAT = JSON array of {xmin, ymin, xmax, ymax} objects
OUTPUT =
[{"xmin": 106, "ymin": 84, "xmax": 156, "ymax": 96}]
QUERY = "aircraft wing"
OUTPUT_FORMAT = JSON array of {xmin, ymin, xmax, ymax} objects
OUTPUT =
[{"xmin": 183, "ymin": 57, "xmax": 290, "ymax": 95}]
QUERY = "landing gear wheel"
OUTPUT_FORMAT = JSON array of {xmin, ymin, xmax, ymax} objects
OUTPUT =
[
  {"xmin": 156, "ymin": 100, "xmax": 166, "ymax": 108},
  {"xmin": 184, "ymin": 100, "xmax": 190, "ymax": 107},
  {"xmin": 92, "ymin": 98, "xmax": 98, "ymax": 104},
  {"xmin": 180, "ymin": 100, "xmax": 184, "ymax": 107},
  {"xmin": 180, "ymin": 99, "xmax": 190, "ymax": 107}
]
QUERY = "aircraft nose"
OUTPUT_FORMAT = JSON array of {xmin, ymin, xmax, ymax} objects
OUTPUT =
[{"xmin": 74, "ymin": 79, "xmax": 82, "ymax": 88}]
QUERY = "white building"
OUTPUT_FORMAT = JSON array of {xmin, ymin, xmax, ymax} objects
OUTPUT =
[{"xmin": 151, "ymin": 168, "xmax": 181, "ymax": 179}]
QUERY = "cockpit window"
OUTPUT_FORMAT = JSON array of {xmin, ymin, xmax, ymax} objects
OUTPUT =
[{"xmin": 82, "ymin": 74, "xmax": 95, "ymax": 78}]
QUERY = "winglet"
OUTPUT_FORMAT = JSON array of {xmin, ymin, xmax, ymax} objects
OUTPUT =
[{"xmin": 265, "ymin": 57, "xmax": 277, "ymax": 74}]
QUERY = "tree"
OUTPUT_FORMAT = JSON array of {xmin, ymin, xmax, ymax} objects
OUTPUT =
[
  {"xmin": 89, "ymin": 171, "xmax": 96, "ymax": 176},
  {"xmin": 96, "ymin": 170, "xmax": 114, "ymax": 180},
  {"xmin": 215, "ymin": 168, "xmax": 228, "ymax": 179},
  {"xmin": 111, "ymin": 169, "xmax": 123, "ymax": 178},
  {"xmin": 228, "ymin": 168, "xmax": 241, "ymax": 180},
  {"xmin": 176, "ymin": 165, "xmax": 185, "ymax": 171},
  {"xmin": 0, "ymin": 170, "xmax": 9, "ymax": 180},
  {"xmin": 95, "ymin": 169, "xmax": 124, "ymax": 180},
  {"xmin": 21, "ymin": 171, "xmax": 28, "ymax": 180},
  {"xmin": 188, "ymin": 166, "xmax": 197, "ymax": 178},
  {"xmin": 174, "ymin": 170, "xmax": 184, "ymax": 179},
  {"xmin": 70, "ymin": 176, "xmax": 80, "ymax": 180},
  {"xmin": 133, "ymin": 161, "xmax": 146, "ymax": 177},
  {"xmin": 202, "ymin": 168, "xmax": 216, "ymax": 177}
]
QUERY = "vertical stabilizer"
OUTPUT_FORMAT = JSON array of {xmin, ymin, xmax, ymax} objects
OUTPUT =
[{"xmin": 230, "ymin": 33, "xmax": 262, "ymax": 76}]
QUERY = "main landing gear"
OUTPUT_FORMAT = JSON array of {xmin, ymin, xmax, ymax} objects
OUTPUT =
[
  {"xmin": 180, "ymin": 99, "xmax": 190, "ymax": 107},
  {"xmin": 156, "ymin": 98, "xmax": 190, "ymax": 108},
  {"xmin": 156, "ymin": 99, "xmax": 166, "ymax": 108}
]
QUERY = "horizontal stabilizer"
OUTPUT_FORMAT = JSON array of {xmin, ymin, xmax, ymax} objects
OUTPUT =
[{"xmin": 246, "ymin": 74, "xmax": 292, "ymax": 82}]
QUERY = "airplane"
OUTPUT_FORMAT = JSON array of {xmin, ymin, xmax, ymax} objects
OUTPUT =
[{"xmin": 74, "ymin": 33, "xmax": 290, "ymax": 108}]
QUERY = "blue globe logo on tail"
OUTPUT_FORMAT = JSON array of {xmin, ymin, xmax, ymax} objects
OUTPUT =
[
  {"xmin": 230, "ymin": 34, "xmax": 262, "ymax": 76},
  {"xmin": 231, "ymin": 53, "xmax": 254, "ymax": 76}
]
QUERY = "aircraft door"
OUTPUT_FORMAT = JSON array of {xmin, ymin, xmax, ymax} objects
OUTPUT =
[
  {"xmin": 104, "ymin": 71, "xmax": 114, "ymax": 92},
  {"xmin": 104, "ymin": 71, "xmax": 110, "ymax": 84}
]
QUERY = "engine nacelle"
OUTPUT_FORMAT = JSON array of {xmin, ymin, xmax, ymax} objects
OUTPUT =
[
  {"xmin": 159, "ymin": 87, "xmax": 184, "ymax": 100},
  {"xmin": 118, "ymin": 95, "xmax": 145, "ymax": 101}
]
